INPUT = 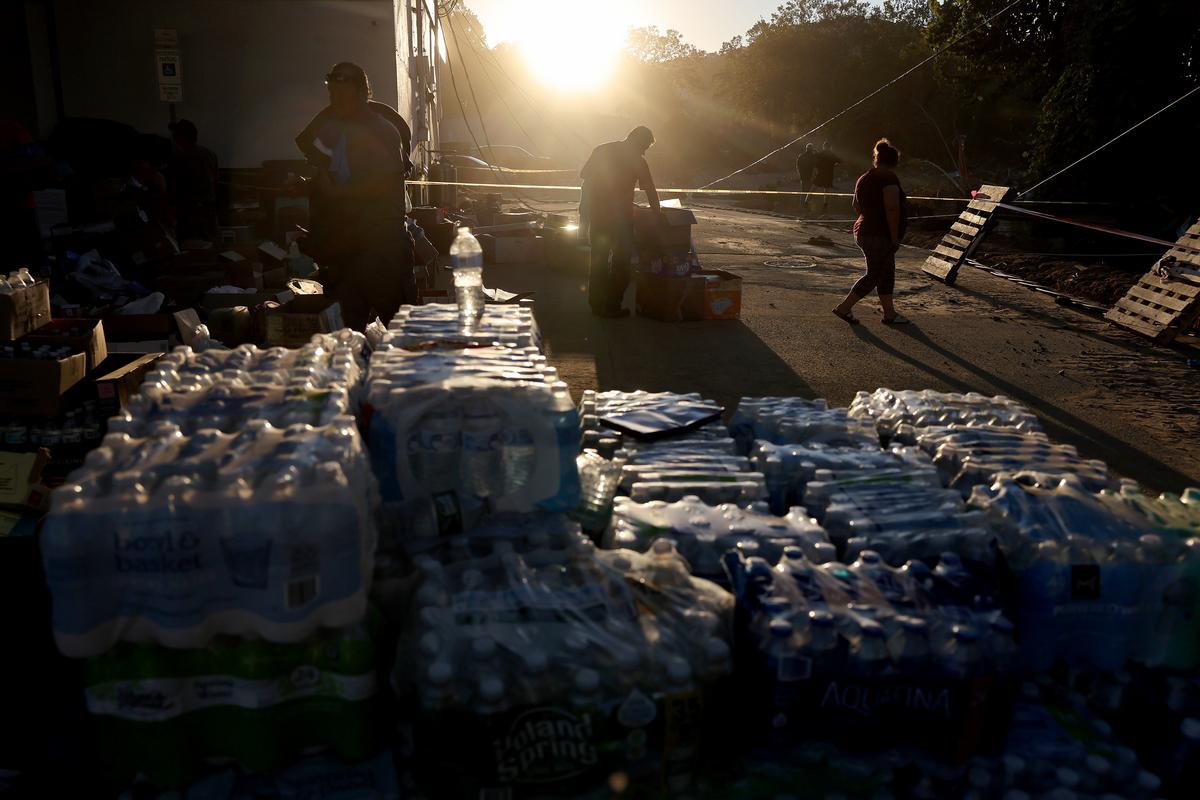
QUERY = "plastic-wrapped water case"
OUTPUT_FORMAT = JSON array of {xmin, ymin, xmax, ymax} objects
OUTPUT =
[
  {"xmin": 971, "ymin": 472, "xmax": 1196, "ymax": 672},
  {"xmin": 915, "ymin": 425, "xmax": 1115, "ymax": 497},
  {"xmin": 400, "ymin": 520, "xmax": 733, "ymax": 798},
  {"xmin": 86, "ymin": 617, "xmax": 381, "ymax": 788},
  {"xmin": 731, "ymin": 396, "xmax": 877, "ymax": 450},
  {"xmin": 850, "ymin": 389, "xmax": 1041, "ymax": 441},
  {"xmin": 112, "ymin": 332, "xmax": 368, "ymax": 435},
  {"xmin": 41, "ymin": 417, "xmax": 379, "ymax": 657},
  {"xmin": 607, "ymin": 494, "xmax": 834, "ymax": 582},
  {"xmin": 724, "ymin": 548, "xmax": 1014, "ymax": 759}
]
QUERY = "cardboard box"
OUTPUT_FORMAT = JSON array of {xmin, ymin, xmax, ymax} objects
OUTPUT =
[
  {"xmin": 494, "ymin": 235, "xmax": 545, "ymax": 265},
  {"xmin": 257, "ymin": 241, "xmax": 289, "ymax": 266},
  {"xmin": 0, "ymin": 351, "xmax": 88, "ymax": 415},
  {"xmin": 633, "ymin": 205, "xmax": 696, "ymax": 252},
  {"xmin": 26, "ymin": 318, "xmax": 108, "ymax": 371},
  {"xmin": 636, "ymin": 269, "xmax": 742, "ymax": 322},
  {"xmin": 93, "ymin": 353, "xmax": 163, "ymax": 417},
  {"xmin": 102, "ymin": 313, "xmax": 174, "ymax": 342},
  {"xmin": 409, "ymin": 206, "xmax": 444, "ymax": 228},
  {"xmin": 261, "ymin": 267, "xmax": 289, "ymax": 290},
  {"xmin": 635, "ymin": 272, "xmax": 691, "ymax": 322},
  {"xmin": 154, "ymin": 271, "xmax": 228, "ymax": 305},
  {"xmin": 0, "ymin": 451, "xmax": 48, "ymax": 509},
  {"xmin": 265, "ymin": 297, "xmax": 344, "ymax": 347},
  {"xmin": 685, "ymin": 269, "xmax": 743, "ymax": 321},
  {"xmin": 200, "ymin": 289, "xmax": 293, "ymax": 311},
  {"xmin": 224, "ymin": 259, "xmax": 265, "ymax": 290},
  {"xmin": 0, "ymin": 281, "xmax": 52, "ymax": 342}
]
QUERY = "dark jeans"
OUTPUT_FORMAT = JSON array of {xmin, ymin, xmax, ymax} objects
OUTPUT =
[
  {"xmin": 588, "ymin": 221, "xmax": 633, "ymax": 313},
  {"xmin": 851, "ymin": 234, "xmax": 897, "ymax": 297},
  {"xmin": 332, "ymin": 223, "xmax": 418, "ymax": 330}
]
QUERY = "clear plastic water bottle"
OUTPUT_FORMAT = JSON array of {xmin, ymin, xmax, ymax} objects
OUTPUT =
[{"xmin": 449, "ymin": 226, "xmax": 485, "ymax": 323}]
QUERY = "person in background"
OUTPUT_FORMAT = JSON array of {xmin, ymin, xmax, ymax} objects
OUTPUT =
[
  {"xmin": 167, "ymin": 119, "xmax": 219, "ymax": 242},
  {"xmin": 296, "ymin": 99, "xmax": 413, "ymax": 176},
  {"xmin": 579, "ymin": 126, "xmax": 663, "ymax": 318},
  {"xmin": 296, "ymin": 61, "xmax": 417, "ymax": 329},
  {"xmin": 796, "ymin": 142, "xmax": 817, "ymax": 212},
  {"xmin": 833, "ymin": 138, "xmax": 909, "ymax": 325},
  {"xmin": 812, "ymin": 140, "xmax": 841, "ymax": 215}
]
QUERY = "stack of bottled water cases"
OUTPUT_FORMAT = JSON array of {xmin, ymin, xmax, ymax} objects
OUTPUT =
[
  {"xmin": 801, "ymin": 458, "xmax": 1001, "ymax": 567},
  {"xmin": 382, "ymin": 303, "xmax": 541, "ymax": 349},
  {"xmin": 606, "ymin": 494, "xmax": 834, "ymax": 584},
  {"xmin": 914, "ymin": 424, "xmax": 1115, "ymax": 497},
  {"xmin": 40, "ymin": 331, "xmax": 383, "ymax": 788},
  {"xmin": 364, "ymin": 337, "xmax": 580, "ymax": 550},
  {"xmin": 849, "ymin": 388, "xmax": 1116, "ymax": 496},
  {"xmin": 1106, "ymin": 485, "xmax": 1200, "ymax": 540},
  {"xmin": 849, "ymin": 388, "xmax": 1042, "ymax": 442},
  {"xmin": 973, "ymin": 471, "xmax": 1200, "ymax": 673},
  {"xmin": 576, "ymin": 391, "xmax": 768, "ymax": 518},
  {"xmin": 1100, "ymin": 486, "xmax": 1200, "ymax": 670},
  {"xmin": 750, "ymin": 439, "xmax": 929, "ymax": 514},
  {"xmin": 400, "ymin": 514, "xmax": 733, "ymax": 798},
  {"xmin": 107, "ymin": 334, "xmax": 367, "ymax": 435},
  {"xmin": 724, "ymin": 546, "xmax": 1015, "ymax": 758},
  {"xmin": 730, "ymin": 395, "xmax": 878, "ymax": 451}
]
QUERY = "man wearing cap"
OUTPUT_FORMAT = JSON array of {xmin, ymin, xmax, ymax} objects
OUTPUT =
[
  {"xmin": 580, "ymin": 126, "xmax": 663, "ymax": 318},
  {"xmin": 167, "ymin": 119, "xmax": 219, "ymax": 242},
  {"xmin": 298, "ymin": 61, "xmax": 417, "ymax": 329}
]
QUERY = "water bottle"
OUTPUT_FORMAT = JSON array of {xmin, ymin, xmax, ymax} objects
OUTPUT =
[
  {"xmin": 890, "ymin": 615, "xmax": 931, "ymax": 674},
  {"xmin": 460, "ymin": 400, "xmax": 503, "ymax": 498},
  {"xmin": 449, "ymin": 226, "xmax": 484, "ymax": 322}
]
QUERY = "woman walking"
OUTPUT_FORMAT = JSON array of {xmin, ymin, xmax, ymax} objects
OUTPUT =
[{"xmin": 833, "ymin": 139, "xmax": 909, "ymax": 325}]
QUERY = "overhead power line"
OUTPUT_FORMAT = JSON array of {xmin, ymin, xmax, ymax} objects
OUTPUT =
[{"xmin": 1017, "ymin": 83, "xmax": 1200, "ymax": 198}]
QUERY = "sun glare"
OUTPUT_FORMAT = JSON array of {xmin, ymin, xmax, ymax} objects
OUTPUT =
[{"xmin": 513, "ymin": 1, "xmax": 629, "ymax": 91}]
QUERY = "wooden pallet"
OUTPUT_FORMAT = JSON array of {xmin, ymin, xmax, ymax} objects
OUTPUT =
[
  {"xmin": 922, "ymin": 184, "xmax": 1014, "ymax": 285},
  {"xmin": 1105, "ymin": 218, "xmax": 1200, "ymax": 343}
]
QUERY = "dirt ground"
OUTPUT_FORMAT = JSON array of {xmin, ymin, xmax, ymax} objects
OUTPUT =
[{"xmin": 483, "ymin": 204, "xmax": 1200, "ymax": 493}]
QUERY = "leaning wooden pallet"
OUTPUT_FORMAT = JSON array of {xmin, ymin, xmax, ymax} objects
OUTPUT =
[
  {"xmin": 923, "ymin": 185, "xmax": 1014, "ymax": 285},
  {"xmin": 1105, "ymin": 218, "xmax": 1200, "ymax": 343}
]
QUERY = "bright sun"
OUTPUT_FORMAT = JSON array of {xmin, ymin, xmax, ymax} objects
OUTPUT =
[{"xmin": 512, "ymin": 1, "xmax": 628, "ymax": 91}]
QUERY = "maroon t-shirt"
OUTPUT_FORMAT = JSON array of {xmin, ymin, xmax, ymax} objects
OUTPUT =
[{"xmin": 853, "ymin": 168, "xmax": 907, "ymax": 239}]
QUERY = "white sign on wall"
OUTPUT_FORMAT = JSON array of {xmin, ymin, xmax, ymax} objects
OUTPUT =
[{"xmin": 156, "ymin": 49, "xmax": 182, "ymax": 103}]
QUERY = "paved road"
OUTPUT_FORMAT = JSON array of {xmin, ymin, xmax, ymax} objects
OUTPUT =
[{"xmin": 484, "ymin": 205, "xmax": 1200, "ymax": 492}]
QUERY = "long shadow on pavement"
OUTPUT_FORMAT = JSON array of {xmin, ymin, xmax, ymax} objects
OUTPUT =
[
  {"xmin": 596, "ymin": 316, "xmax": 817, "ymax": 410},
  {"xmin": 850, "ymin": 322, "xmax": 1194, "ymax": 491}
]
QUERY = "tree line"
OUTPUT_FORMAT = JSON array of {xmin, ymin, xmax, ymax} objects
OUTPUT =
[{"xmin": 444, "ymin": 0, "xmax": 1199, "ymax": 210}]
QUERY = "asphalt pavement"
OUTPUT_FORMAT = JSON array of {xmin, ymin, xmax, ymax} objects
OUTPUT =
[{"xmin": 484, "ymin": 205, "xmax": 1200, "ymax": 492}]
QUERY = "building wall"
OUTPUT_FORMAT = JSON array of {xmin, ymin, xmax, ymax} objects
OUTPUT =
[{"xmin": 50, "ymin": 0, "xmax": 403, "ymax": 167}]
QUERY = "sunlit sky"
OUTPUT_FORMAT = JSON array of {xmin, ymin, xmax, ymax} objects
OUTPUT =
[{"xmin": 465, "ymin": 0, "xmax": 884, "ymax": 52}]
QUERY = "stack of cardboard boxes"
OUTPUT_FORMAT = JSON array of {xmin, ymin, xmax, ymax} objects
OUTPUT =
[
  {"xmin": 0, "ymin": 280, "xmax": 164, "ymax": 518},
  {"xmin": 632, "ymin": 205, "xmax": 743, "ymax": 322}
]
